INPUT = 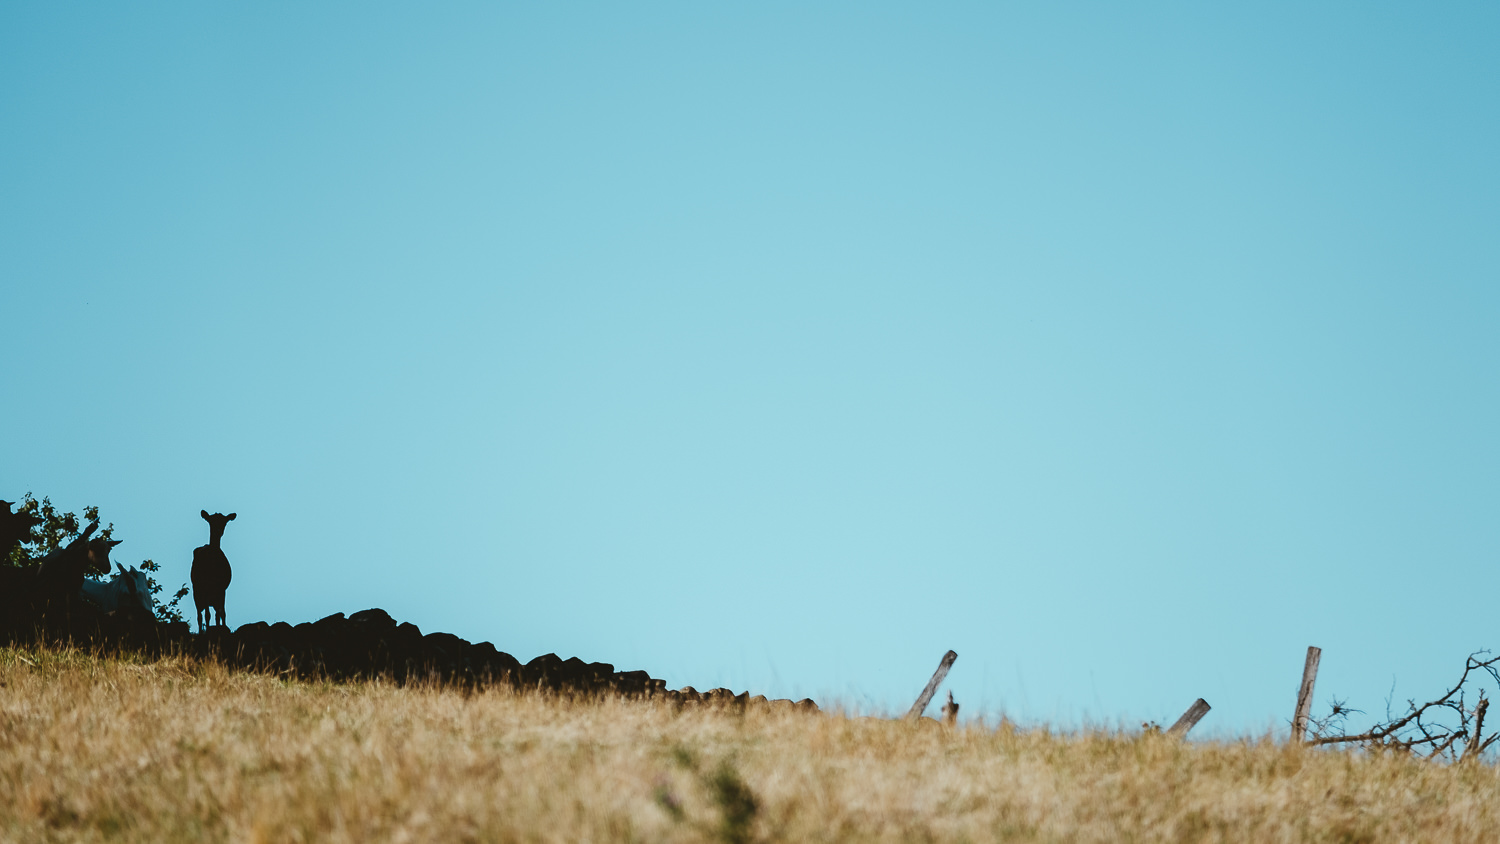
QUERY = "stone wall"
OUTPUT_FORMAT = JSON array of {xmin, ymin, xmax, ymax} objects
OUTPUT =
[{"xmin": 0, "ymin": 600, "xmax": 818, "ymax": 712}]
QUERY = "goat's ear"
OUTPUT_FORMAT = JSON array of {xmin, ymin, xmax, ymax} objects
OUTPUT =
[
  {"xmin": 117, "ymin": 562, "xmax": 127, "ymax": 575},
  {"xmin": 227, "ymin": 513, "xmax": 237, "ymax": 521},
  {"xmin": 201, "ymin": 510, "xmax": 210, "ymax": 521},
  {"xmin": 107, "ymin": 539, "xmax": 122, "ymax": 548}
]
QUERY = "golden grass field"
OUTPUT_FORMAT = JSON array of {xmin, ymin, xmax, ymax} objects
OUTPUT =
[{"xmin": 2, "ymin": 645, "xmax": 1499, "ymax": 843}]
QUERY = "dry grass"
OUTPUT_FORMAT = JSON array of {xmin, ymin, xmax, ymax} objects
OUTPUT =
[{"xmin": 2, "ymin": 645, "xmax": 1499, "ymax": 842}]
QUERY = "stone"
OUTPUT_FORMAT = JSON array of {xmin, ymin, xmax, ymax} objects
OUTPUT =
[{"xmin": 348, "ymin": 608, "xmax": 396, "ymax": 629}]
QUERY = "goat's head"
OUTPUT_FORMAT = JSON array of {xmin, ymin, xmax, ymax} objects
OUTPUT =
[
  {"xmin": 201, "ymin": 510, "xmax": 236, "ymax": 544},
  {"xmin": 84, "ymin": 536, "xmax": 123, "ymax": 577},
  {"xmin": 0, "ymin": 501, "xmax": 43, "ymax": 552},
  {"xmin": 1, "ymin": 500, "xmax": 43, "ymax": 532},
  {"xmin": 117, "ymin": 564, "xmax": 154, "ymax": 613}
]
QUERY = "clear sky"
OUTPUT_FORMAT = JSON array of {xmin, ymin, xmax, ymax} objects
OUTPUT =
[{"xmin": 3, "ymin": 2, "xmax": 1498, "ymax": 735}]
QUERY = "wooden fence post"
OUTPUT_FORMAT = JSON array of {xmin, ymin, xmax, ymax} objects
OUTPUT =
[
  {"xmin": 905, "ymin": 650, "xmax": 958, "ymax": 721},
  {"xmin": 1292, "ymin": 646, "xmax": 1322, "ymax": 743},
  {"xmin": 1166, "ymin": 698, "xmax": 1211, "ymax": 738},
  {"xmin": 1460, "ymin": 697, "xmax": 1489, "ymax": 764}
]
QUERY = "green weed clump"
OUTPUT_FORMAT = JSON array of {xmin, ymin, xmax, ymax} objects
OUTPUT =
[{"xmin": 1, "ymin": 644, "xmax": 1498, "ymax": 842}]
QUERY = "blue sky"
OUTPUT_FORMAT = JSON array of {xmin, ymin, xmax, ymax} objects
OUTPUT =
[{"xmin": 3, "ymin": 2, "xmax": 1498, "ymax": 734}]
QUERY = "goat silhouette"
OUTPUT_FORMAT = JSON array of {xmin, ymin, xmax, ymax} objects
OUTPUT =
[
  {"xmin": 191, "ymin": 510, "xmax": 235, "ymax": 632},
  {"xmin": 31, "ymin": 521, "xmax": 120, "ymax": 606},
  {"xmin": 0, "ymin": 500, "xmax": 42, "ymax": 561}
]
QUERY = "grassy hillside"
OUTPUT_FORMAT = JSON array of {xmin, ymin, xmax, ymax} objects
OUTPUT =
[{"xmin": 2, "ymin": 646, "xmax": 1498, "ymax": 842}]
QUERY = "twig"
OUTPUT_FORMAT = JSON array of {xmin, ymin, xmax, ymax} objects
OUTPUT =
[
  {"xmin": 941, "ymin": 691, "xmax": 959, "ymax": 727},
  {"xmin": 1427, "ymin": 729, "xmax": 1466, "ymax": 761}
]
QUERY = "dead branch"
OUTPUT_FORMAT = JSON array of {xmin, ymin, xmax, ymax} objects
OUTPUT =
[
  {"xmin": 1307, "ymin": 651, "xmax": 1500, "ymax": 762},
  {"xmin": 1427, "ymin": 729, "xmax": 1465, "ymax": 762}
]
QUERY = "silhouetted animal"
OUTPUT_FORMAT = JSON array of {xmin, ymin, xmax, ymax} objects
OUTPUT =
[
  {"xmin": 34, "ymin": 522, "xmax": 121, "ymax": 603},
  {"xmin": 81, "ymin": 562, "xmax": 154, "ymax": 616},
  {"xmin": 0, "ymin": 500, "xmax": 42, "ymax": 561},
  {"xmin": 191, "ymin": 510, "xmax": 235, "ymax": 632},
  {"xmin": 0, "ymin": 501, "xmax": 34, "ymax": 623}
]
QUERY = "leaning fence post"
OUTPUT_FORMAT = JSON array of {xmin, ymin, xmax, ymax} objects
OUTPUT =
[
  {"xmin": 1167, "ymin": 698, "xmax": 1211, "ymax": 738},
  {"xmin": 1460, "ymin": 697, "xmax": 1489, "ymax": 764},
  {"xmin": 1292, "ymin": 645, "xmax": 1322, "ymax": 743},
  {"xmin": 905, "ymin": 650, "xmax": 958, "ymax": 721}
]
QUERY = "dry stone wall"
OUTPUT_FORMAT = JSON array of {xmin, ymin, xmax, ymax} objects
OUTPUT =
[{"xmin": 0, "ymin": 600, "xmax": 818, "ymax": 713}]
